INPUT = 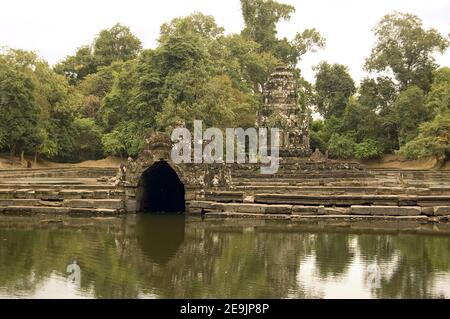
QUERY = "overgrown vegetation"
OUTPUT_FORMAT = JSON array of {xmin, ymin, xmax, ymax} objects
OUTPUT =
[{"xmin": 0, "ymin": 1, "xmax": 448, "ymax": 163}]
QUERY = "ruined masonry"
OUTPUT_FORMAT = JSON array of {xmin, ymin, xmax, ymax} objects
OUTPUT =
[
  {"xmin": 0, "ymin": 66, "xmax": 449, "ymax": 221},
  {"xmin": 258, "ymin": 65, "xmax": 311, "ymax": 157}
]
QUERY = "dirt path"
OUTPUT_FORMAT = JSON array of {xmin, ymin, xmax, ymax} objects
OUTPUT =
[{"xmin": 0, "ymin": 154, "xmax": 123, "ymax": 169}]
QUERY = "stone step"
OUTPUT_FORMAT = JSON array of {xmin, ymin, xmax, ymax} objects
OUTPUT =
[
  {"xmin": 0, "ymin": 167, "xmax": 117, "ymax": 179},
  {"xmin": 0, "ymin": 188, "xmax": 124, "ymax": 200},
  {"xmin": 0, "ymin": 205, "xmax": 121, "ymax": 216},
  {"xmin": 253, "ymin": 194, "xmax": 450, "ymax": 207},
  {"xmin": 0, "ymin": 183, "xmax": 117, "ymax": 190},
  {"xmin": 233, "ymin": 185, "xmax": 446, "ymax": 195},
  {"xmin": 186, "ymin": 200, "xmax": 450, "ymax": 217},
  {"xmin": 62, "ymin": 199, "xmax": 124, "ymax": 209}
]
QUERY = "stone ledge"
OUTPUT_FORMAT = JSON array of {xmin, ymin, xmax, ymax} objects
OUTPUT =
[
  {"xmin": 434, "ymin": 206, "xmax": 450, "ymax": 216},
  {"xmin": 350, "ymin": 206, "xmax": 421, "ymax": 216}
]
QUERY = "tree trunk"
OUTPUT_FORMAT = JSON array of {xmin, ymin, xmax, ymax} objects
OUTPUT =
[
  {"xmin": 21, "ymin": 150, "xmax": 24, "ymax": 164},
  {"xmin": 9, "ymin": 145, "xmax": 15, "ymax": 165},
  {"xmin": 34, "ymin": 150, "xmax": 39, "ymax": 164}
]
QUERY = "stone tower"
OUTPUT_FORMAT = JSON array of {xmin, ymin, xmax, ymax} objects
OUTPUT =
[{"xmin": 258, "ymin": 65, "xmax": 311, "ymax": 157}]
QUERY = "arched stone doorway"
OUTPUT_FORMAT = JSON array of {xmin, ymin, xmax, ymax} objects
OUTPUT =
[{"xmin": 136, "ymin": 161, "xmax": 185, "ymax": 213}]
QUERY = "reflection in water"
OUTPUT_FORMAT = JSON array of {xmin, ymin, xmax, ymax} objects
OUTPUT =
[
  {"xmin": 0, "ymin": 216, "xmax": 449, "ymax": 299},
  {"xmin": 136, "ymin": 214, "xmax": 185, "ymax": 265},
  {"xmin": 365, "ymin": 262, "xmax": 381, "ymax": 290},
  {"xmin": 66, "ymin": 260, "xmax": 81, "ymax": 288}
]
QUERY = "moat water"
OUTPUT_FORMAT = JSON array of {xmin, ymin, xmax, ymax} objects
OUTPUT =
[{"xmin": 0, "ymin": 215, "xmax": 449, "ymax": 299}]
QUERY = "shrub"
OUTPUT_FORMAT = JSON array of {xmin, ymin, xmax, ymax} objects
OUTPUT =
[
  {"xmin": 327, "ymin": 133, "xmax": 356, "ymax": 159},
  {"xmin": 354, "ymin": 139, "xmax": 384, "ymax": 159}
]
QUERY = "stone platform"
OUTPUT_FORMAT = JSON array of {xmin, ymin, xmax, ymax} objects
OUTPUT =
[
  {"xmin": 186, "ymin": 159, "xmax": 450, "ymax": 223},
  {"xmin": 0, "ymin": 160, "xmax": 449, "ymax": 223},
  {"xmin": 0, "ymin": 167, "xmax": 123, "ymax": 216}
]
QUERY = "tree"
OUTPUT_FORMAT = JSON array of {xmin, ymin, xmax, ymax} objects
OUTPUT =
[
  {"xmin": 0, "ymin": 60, "xmax": 40, "ymax": 161},
  {"xmin": 358, "ymin": 76, "xmax": 397, "ymax": 113},
  {"xmin": 342, "ymin": 97, "xmax": 382, "ymax": 144},
  {"xmin": 71, "ymin": 118, "xmax": 103, "ymax": 161},
  {"xmin": 314, "ymin": 62, "xmax": 356, "ymax": 118},
  {"xmin": 365, "ymin": 12, "xmax": 449, "ymax": 92},
  {"xmin": 399, "ymin": 111, "xmax": 450, "ymax": 162},
  {"xmin": 393, "ymin": 85, "xmax": 431, "ymax": 146},
  {"xmin": 93, "ymin": 23, "xmax": 142, "ymax": 67},
  {"xmin": 55, "ymin": 24, "xmax": 142, "ymax": 84},
  {"xmin": 426, "ymin": 67, "xmax": 450, "ymax": 114},
  {"xmin": 241, "ymin": 0, "xmax": 295, "ymax": 53},
  {"xmin": 240, "ymin": 0, "xmax": 324, "ymax": 66},
  {"xmin": 2, "ymin": 49, "xmax": 87, "ymax": 161},
  {"xmin": 159, "ymin": 12, "xmax": 224, "ymax": 43},
  {"xmin": 54, "ymin": 46, "xmax": 97, "ymax": 84}
]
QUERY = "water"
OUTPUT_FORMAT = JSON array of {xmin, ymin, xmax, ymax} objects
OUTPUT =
[{"xmin": 0, "ymin": 215, "xmax": 449, "ymax": 299}]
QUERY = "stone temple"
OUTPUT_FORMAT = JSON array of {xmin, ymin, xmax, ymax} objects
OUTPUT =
[
  {"xmin": 258, "ymin": 65, "xmax": 311, "ymax": 157},
  {"xmin": 0, "ymin": 66, "xmax": 449, "ymax": 222}
]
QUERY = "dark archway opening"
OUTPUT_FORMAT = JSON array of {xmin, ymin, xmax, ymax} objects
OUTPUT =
[{"xmin": 137, "ymin": 161, "xmax": 185, "ymax": 213}]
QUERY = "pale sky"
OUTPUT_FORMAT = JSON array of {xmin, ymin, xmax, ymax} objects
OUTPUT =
[{"xmin": 1, "ymin": 0, "xmax": 449, "ymax": 83}]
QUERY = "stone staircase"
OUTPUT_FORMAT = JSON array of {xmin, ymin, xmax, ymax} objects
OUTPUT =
[
  {"xmin": 0, "ymin": 167, "xmax": 123, "ymax": 216},
  {"xmin": 188, "ymin": 159, "xmax": 450, "ymax": 220}
]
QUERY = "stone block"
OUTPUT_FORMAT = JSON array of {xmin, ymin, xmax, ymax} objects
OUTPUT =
[
  {"xmin": 264, "ymin": 205, "xmax": 292, "ymax": 214},
  {"xmin": 291, "ymin": 205, "xmax": 319, "ymax": 215},
  {"xmin": 351, "ymin": 205, "xmax": 421, "ymax": 216},
  {"xmin": 421, "ymin": 207, "xmax": 434, "ymax": 216},
  {"xmin": 320, "ymin": 207, "xmax": 350, "ymax": 215},
  {"xmin": 397, "ymin": 207, "xmax": 422, "ymax": 216},
  {"xmin": 434, "ymin": 206, "xmax": 450, "ymax": 216},
  {"xmin": 238, "ymin": 204, "xmax": 265, "ymax": 214},
  {"xmin": 350, "ymin": 206, "xmax": 371, "ymax": 215},
  {"xmin": 92, "ymin": 199, "xmax": 124, "ymax": 209},
  {"xmin": 220, "ymin": 203, "xmax": 241, "ymax": 212},
  {"xmin": 125, "ymin": 200, "xmax": 136, "ymax": 213},
  {"xmin": 64, "ymin": 199, "xmax": 94, "ymax": 208}
]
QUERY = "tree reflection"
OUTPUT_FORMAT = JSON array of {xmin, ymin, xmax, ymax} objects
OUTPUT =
[{"xmin": 0, "ymin": 219, "xmax": 449, "ymax": 299}]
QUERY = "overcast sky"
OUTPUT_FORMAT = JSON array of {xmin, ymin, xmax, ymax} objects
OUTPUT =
[{"xmin": 1, "ymin": 0, "xmax": 449, "ymax": 83}]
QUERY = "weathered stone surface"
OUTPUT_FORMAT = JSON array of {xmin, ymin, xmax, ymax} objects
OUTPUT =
[
  {"xmin": 434, "ymin": 206, "xmax": 450, "ymax": 216},
  {"xmin": 219, "ymin": 203, "xmax": 240, "ymax": 212},
  {"xmin": 264, "ymin": 205, "xmax": 292, "ymax": 214},
  {"xmin": 39, "ymin": 200, "xmax": 63, "ymax": 207},
  {"xmin": 125, "ymin": 200, "xmax": 136, "ymax": 213},
  {"xmin": 238, "ymin": 204, "xmax": 266, "ymax": 214},
  {"xmin": 350, "ymin": 206, "xmax": 421, "ymax": 216},
  {"xmin": 396, "ymin": 207, "xmax": 422, "ymax": 216},
  {"xmin": 0, "ymin": 199, "xmax": 41, "ymax": 206},
  {"xmin": 64, "ymin": 199, "xmax": 94, "ymax": 208},
  {"xmin": 189, "ymin": 201, "xmax": 223, "ymax": 210},
  {"xmin": 243, "ymin": 196, "xmax": 255, "ymax": 203},
  {"xmin": 350, "ymin": 206, "xmax": 371, "ymax": 215},
  {"xmin": 204, "ymin": 191, "xmax": 244, "ymax": 202},
  {"xmin": 92, "ymin": 199, "xmax": 124, "ymax": 209},
  {"xmin": 2, "ymin": 206, "xmax": 70, "ymax": 214},
  {"xmin": 291, "ymin": 205, "xmax": 319, "ymax": 215},
  {"xmin": 421, "ymin": 207, "xmax": 434, "ymax": 216},
  {"xmin": 319, "ymin": 207, "xmax": 350, "ymax": 215},
  {"xmin": 258, "ymin": 65, "xmax": 310, "ymax": 157}
]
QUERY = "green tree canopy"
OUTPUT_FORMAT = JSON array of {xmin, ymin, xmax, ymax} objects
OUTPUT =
[
  {"xmin": 365, "ymin": 12, "xmax": 449, "ymax": 92},
  {"xmin": 314, "ymin": 62, "xmax": 356, "ymax": 118}
]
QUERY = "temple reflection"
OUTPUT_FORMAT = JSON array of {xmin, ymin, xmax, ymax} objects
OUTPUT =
[{"xmin": 0, "ymin": 217, "xmax": 449, "ymax": 299}]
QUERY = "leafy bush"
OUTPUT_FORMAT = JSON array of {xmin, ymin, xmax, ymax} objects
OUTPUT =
[
  {"xmin": 399, "ymin": 112, "xmax": 450, "ymax": 161},
  {"xmin": 354, "ymin": 139, "xmax": 384, "ymax": 159},
  {"xmin": 327, "ymin": 133, "xmax": 356, "ymax": 159}
]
